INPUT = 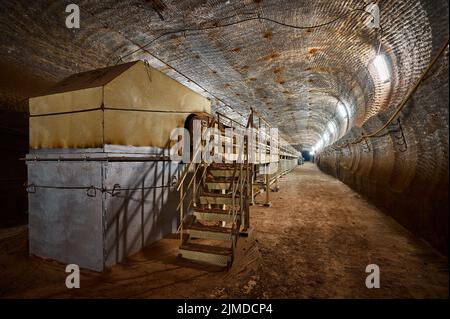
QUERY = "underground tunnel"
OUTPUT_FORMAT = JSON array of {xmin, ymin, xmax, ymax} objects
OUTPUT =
[{"xmin": 0, "ymin": 0, "xmax": 448, "ymax": 301}]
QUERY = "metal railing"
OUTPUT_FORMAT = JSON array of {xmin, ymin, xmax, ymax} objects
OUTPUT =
[
  {"xmin": 176, "ymin": 112, "xmax": 250, "ymax": 246},
  {"xmin": 176, "ymin": 108, "xmax": 299, "ymax": 245},
  {"xmin": 175, "ymin": 119, "xmax": 210, "ymax": 245}
]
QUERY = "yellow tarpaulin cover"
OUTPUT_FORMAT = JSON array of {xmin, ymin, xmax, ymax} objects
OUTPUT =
[{"xmin": 29, "ymin": 61, "xmax": 211, "ymax": 149}]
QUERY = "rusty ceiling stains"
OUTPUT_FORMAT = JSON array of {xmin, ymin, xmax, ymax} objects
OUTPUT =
[
  {"xmin": 308, "ymin": 48, "xmax": 319, "ymax": 56},
  {"xmin": 0, "ymin": 0, "xmax": 448, "ymax": 149},
  {"xmin": 263, "ymin": 31, "xmax": 273, "ymax": 40},
  {"xmin": 263, "ymin": 52, "xmax": 281, "ymax": 61},
  {"xmin": 273, "ymin": 66, "xmax": 284, "ymax": 74}
]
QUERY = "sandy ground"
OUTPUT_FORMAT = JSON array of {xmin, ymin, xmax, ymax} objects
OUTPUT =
[{"xmin": 0, "ymin": 163, "xmax": 448, "ymax": 298}]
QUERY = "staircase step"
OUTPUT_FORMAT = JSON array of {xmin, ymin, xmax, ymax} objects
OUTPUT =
[
  {"xmin": 193, "ymin": 208, "xmax": 240, "ymax": 222},
  {"xmin": 199, "ymin": 193, "xmax": 239, "ymax": 205},
  {"xmin": 179, "ymin": 243, "xmax": 232, "ymax": 267},
  {"xmin": 205, "ymin": 176, "xmax": 238, "ymax": 182},
  {"xmin": 209, "ymin": 163, "xmax": 236, "ymax": 169},
  {"xmin": 205, "ymin": 176, "xmax": 238, "ymax": 190},
  {"xmin": 209, "ymin": 163, "xmax": 250, "ymax": 169},
  {"xmin": 185, "ymin": 223, "xmax": 234, "ymax": 241},
  {"xmin": 208, "ymin": 170, "xmax": 242, "ymax": 177},
  {"xmin": 205, "ymin": 181, "xmax": 232, "ymax": 190}
]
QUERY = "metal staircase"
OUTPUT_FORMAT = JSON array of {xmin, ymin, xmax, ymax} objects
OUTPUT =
[
  {"xmin": 174, "ymin": 111, "xmax": 252, "ymax": 267},
  {"xmin": 175, "ymin": 109, "xmax": 298, "ymax": 268},
  {"xmin": 178, "ymin": 161, "xmax": 250, "ymax": 267}
]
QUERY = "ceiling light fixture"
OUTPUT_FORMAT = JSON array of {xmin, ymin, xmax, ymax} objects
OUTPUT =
[
  {"xmin": 337, "ymin": 102, "xmax": 349, "ymax": 118},
  {"xmin": 328, "ymin": 122, "xmax": 337, "ymax": 135},
  {"xmin": 373, "ymin": 54, "xmax": 391, "ymax": 83},
  {"xmin": 365, "ymin": 3, "xmax": 390, "ymax": 83}
]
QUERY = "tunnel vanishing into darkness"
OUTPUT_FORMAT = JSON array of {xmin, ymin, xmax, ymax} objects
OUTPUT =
[{"xmin": 0, "ymin": 0, "xmax": 448, "ymax": 298}]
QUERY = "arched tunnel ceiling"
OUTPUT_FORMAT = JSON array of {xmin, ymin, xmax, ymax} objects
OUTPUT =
[{"xmin": 0, "ymin": 0, "xmax": 448, "ymax": 149}]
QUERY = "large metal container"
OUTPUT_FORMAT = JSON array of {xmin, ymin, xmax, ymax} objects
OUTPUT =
[
  {"xmin": 27, "ymin": 150, "xmax": 182, "ymax": 271},
  {"xmin": 27, "ymin": 61, "xmax": 210, "ymax": 271}
]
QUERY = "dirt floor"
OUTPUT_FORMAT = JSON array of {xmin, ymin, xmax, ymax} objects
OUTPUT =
[{"xmin": 0, "ymin": 163, "xmax": 448, "ymax": 298}]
